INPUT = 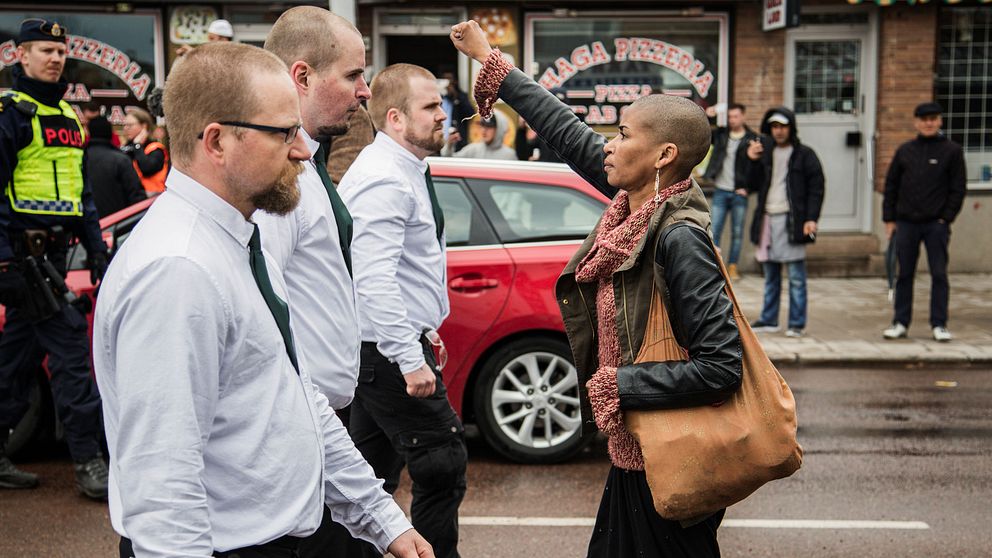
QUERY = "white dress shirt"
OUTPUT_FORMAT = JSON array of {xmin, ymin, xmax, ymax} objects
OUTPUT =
[
  {"xmin": 338, "ymin": 132, "xmax": 449, "ymax": 374},
  {"xmin": 254, "ymin": 129, "xmax": 361, "ymax": 410},
  {"xmin": 93, "ymin": 169, "xmax": 410, "ymax": 558}
]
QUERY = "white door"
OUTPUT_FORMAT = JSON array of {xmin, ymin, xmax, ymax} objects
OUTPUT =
[{"xmin": 786, "ymin": 23, "xmax": 876, "ymax": 233}]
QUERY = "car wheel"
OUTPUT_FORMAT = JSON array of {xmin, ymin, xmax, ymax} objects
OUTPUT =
[
  {"xmin": 474, "ymin": 338, "xmax": 592, "ymax": 464},
  {"xmin": 5, "ymin": 371, "xmax": 54, "ymax": 458}
]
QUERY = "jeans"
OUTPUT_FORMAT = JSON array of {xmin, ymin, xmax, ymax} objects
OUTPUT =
[
  {"xmin": 710, "ymin": 189, "xmax": 748, "ymax": 265},
  {"xmin": 759, "ymin": 260, "xmax": 808, "ymax": 329},
  {"xmin": 893, "ymin": 220, "xmax": 949, "ymax": 328}
]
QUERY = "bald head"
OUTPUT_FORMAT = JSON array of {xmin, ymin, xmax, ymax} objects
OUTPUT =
[
  {"xmin": 264, "ymin": 6, "xmax": 359, "ymax": 71},
  {"xmin": 628, "ymin": 95, "xmax": 711, "ymax": 179}
]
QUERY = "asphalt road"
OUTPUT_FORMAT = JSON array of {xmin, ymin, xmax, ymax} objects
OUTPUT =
[{"xmin": 1, "ymin": 365, "xmax": 990, "ymax": 557}]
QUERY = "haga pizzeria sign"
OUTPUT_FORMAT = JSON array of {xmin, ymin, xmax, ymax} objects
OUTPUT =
[
  {"xmin": 535, "ymin": 36, "xmax": 716, "ymax": 126},
  {"xmin": 1, "ymin": 34, "xmax": 153, "ymax": 100},
  {"xmin": 539, "ymin": 37, "xmax": 714, "ymax": 97}
]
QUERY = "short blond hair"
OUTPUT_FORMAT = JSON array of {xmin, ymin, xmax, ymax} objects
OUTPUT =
[
  {"xmin": 163, "ymin": 42, "xmax": 288, "ymax": 167},
  {"xmin": 264, "ymin": 6, "xmax": 358, "ymax": 72},
  {"xmin": 368, "ymin": 63, "xmax": 435, "ymax": 130}
]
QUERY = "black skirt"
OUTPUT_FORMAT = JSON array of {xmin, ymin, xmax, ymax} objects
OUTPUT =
[{"xmin": 587, "ymin": 466, "xmax": 724, "ymax": 558}]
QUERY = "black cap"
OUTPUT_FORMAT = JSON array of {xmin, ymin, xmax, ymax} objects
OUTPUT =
[
  {"xmin": 87, "ymin": 116, "xmax": 113, "ymax": 141},
  {"xmin": 17, "ymin": 18, "xmax": 68, "ymax": 45},
  {"xmin": 914, "ymin": 102, "xmax": 942, "ymax": 117},
  {"xmin": 479, "ymin": 117, "xmax": 498, "ymax": 128}
]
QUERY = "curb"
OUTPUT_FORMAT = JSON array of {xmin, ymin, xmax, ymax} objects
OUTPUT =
[{"xmin": 769, "ymin": 354, "xmax": 992, "ymax": 367}]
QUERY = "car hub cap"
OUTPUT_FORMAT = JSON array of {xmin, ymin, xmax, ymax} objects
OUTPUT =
[{"xmin": 490, "ymin": 352, "xmax": 582, "ymax": 449}]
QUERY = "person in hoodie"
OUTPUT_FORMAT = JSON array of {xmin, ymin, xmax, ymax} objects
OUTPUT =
[
  {"xmin": 882, "ymin": 102, "xmax": 965, "ymax": 343},
  {"xmin": 440, "ymin": 111, "xmax": 517, "ymax": 160},
  {"xmin": 745, "ymin": 107, "xmax": 825, "ymax": 338}
]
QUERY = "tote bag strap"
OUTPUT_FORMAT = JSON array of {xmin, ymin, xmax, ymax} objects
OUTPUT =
[{"xmin": 637, "ymin": 228, "xmax": 746, "ymax": 365}]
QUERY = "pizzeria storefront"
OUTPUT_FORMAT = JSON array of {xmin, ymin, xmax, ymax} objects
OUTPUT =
[{"xmin": 0, "ymin": 8, "xmax": 164, "ymax": 125}]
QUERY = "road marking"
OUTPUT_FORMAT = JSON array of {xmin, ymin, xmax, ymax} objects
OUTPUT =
[{"xmin": 459, "ymin": 517, "xmax": 930, "ymax": 530}]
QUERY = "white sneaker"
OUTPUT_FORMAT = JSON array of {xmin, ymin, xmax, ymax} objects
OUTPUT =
[
  {"xmin": 785, "ymin": 328, "xmax": 806, "ymax": 338},
  {"xmin": 932, "ymin": 326, "xmax": 952, "ymax": 342},
  {"xmin": 883, "ymin": 323, "xmax": 908, "ymax": 339}
]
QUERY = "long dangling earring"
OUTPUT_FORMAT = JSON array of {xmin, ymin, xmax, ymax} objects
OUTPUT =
[{"xmin": 654, "ymin": 169, "xmax": 661, "ymax": 203}]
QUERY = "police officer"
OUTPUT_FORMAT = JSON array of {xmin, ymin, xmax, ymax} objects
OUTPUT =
[{"xmin": 0, "ymin": 18, "xmax": 109, "ymax": 499}]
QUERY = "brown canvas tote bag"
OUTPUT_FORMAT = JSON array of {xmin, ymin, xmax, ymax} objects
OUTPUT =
[{"xmin": 624, "ymin": 245, "xmax": 803, "ymax": 521}]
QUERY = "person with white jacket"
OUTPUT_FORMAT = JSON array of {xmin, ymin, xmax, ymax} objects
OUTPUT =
[{"xmin": 440, "ymin": 110, "xmax": 516, "ymax": 160}]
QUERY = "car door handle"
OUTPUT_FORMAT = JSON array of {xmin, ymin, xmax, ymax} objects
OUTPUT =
[{"xmin": 449, "ymin": 276, "xmax": 500, "ymax": 291}]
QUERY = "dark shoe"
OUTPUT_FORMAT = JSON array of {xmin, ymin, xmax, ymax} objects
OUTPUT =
[
  {"xmin": 0, "ymin": 455, "xmax": 39, "ymax": 489},
  {"xmin": 750, "ymin": 320, "xmax": 780, "ymax": 333},
  {"xmin": 74, "ymin": 456, "xmax": 109, "ymax": 500}
]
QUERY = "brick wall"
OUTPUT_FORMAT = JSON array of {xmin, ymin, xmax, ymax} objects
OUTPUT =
[
  {"xmin": 875, "ymin": 4, "xmax": 938, "ymax": 191},
  {"xmin": 732, "ymin": 1, "xmax": 787, "ymax": 130}
]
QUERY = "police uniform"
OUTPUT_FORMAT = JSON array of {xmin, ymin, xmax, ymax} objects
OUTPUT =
[{"xmin": 0, "ymin": 19, "xmax": 108, "ymax": 499}]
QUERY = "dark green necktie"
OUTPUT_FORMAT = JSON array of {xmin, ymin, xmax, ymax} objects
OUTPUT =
[
  {"xmin": 248, "ymin": 224, "xmax": 299, "ymax": 374},
  {"xmin": 313, "ymin": 143, "xmax": 354, "ymax": 276},
  {"xmin": 424, "ymin": 165, "xmax": 445, "ymax": 243}
]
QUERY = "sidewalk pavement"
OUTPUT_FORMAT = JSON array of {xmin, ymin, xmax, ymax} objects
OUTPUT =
[{"xmin": 732, "ymin": 273, "xmax": 992, "ymax": 365}]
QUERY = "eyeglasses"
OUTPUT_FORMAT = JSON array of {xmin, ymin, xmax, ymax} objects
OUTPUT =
[
  {"xmin": 197, "ymin": 121, "xmax": 301, "ymax": 144},
  {"xmin": 424, "ymin": 329, "xmax": 448, "ymax": 372}
]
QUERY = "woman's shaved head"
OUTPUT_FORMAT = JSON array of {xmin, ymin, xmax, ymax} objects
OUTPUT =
[{"xmin": 627, "ymin": 94, "xmax": 711, "ymax": 179}]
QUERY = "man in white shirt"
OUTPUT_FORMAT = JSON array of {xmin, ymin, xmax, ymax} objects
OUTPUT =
[
  {"xmin": 338, "ymin": 64, "xmax": 467, "ymax": 558},
  {"xmin": 93, "ymin": 42, "xmax": 432, "ymax": 558},
  {"xmin": 252, "ymin": 8, "xmax": 383, "ymax": 557}
]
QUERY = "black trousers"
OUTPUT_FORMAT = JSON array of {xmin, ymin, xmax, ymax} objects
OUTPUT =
[
  {"xmin": 894, "ymin": 220, "xmax": 950, "ymax": 328},
  {"xmin": 316, "ymin": 339, "xmax": 467, "ymax": 558},
  {"xmin": 120, "ymin": 535, "xmax": 303, "ymax": 558},
  {"xmin": 0, "ymin": 304, "xmax": 102, "ymax": 460},
  {"xmin": 588, "ymin": 467, "xmax": 723, "ymax": 558}
]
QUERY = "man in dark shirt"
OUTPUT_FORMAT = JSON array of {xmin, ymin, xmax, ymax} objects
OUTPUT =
[
  {"xmin": 882, "ymin": 102, "xmax": 966, "ymax": 342},
  {"xmin": 84, "ymin": 116, "xmax": 146, "ymax": 217}
]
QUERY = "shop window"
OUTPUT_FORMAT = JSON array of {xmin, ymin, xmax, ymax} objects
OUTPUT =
[
  {"xmin": 936, "ymin": 7, "xmax": 992, "ymax": 186},
  {"xmin": 0, "ymin": 10, "xmax": 161, "ymax": 125},
  {"xmin": 525, "ymin": 14, "xmax": 728, "ymax": 132}
]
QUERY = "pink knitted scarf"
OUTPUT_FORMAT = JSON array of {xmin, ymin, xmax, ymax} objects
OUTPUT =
[{"xmin": 577, "ymin": 179, "xmax": 692, "ymax": 470}]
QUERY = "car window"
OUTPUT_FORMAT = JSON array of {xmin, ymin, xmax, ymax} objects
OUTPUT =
[
  {"xmin": 67, "ymin": 209, "xmax": 148, "ymax": 271},
  {"xmin": 468, "ymin": 180, "xmax": 605, "ymax": 243},
  {"xmin": 434, "ymin": 179, "xmax": 498, "ymax": 247}
]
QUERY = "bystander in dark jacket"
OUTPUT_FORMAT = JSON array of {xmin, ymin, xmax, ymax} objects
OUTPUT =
[
  {"xmin": 746, "ymin": 107, "xmax": 825, "ymax": 246},
  {"xmin": 883, "ymin": 131, "xmax": 965, "ymax": 224},
  {"xmin": 83, "ymin": 116, "xmax": 146, "ymax": 218},
  {"xmin": 881, "ymin": 102, "xmax": 965, "ymax": 341},
  {"xmin": 704, "ymin": 117, "xmax": 758, "ymax": 190}
]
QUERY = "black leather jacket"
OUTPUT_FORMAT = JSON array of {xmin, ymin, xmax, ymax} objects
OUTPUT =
[
  {"xmin": 703, "ymin": 125, "xmax": 759, "ymax": 190},
  {"xmin": 497, "ymin": 69, "xmax": 741, "ymax": 418},
  {"xmin": 616, "ymin": 223, "xmax": 742, "ymax": 411}
]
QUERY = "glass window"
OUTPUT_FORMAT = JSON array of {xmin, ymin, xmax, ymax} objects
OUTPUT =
[
  {"xmin": 469, "ymin": 180, "xmax": 605, "ymax": 243},
  {"xmin": 0, "ymin": 10, "xmax": 161, "ymax": 125},
  {"xmin": 433, "ymin": 179, "xmax": 498, "ymax": 247},
  {"xmin": 793, "ymin": 40, "xmax": 861, "ymax": 115},
  {"xmin": 526, "ymin": 14, "xmax": 727, "ymax": 132},
  {"xmin": 936, "ymin": 7, "xmax": 992, "ymax": 186}
]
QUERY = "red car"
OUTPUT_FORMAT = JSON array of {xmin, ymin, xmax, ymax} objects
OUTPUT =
[{"xmin": 2, "ymin": 158, "xmax": 609, "ymax": 463}]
